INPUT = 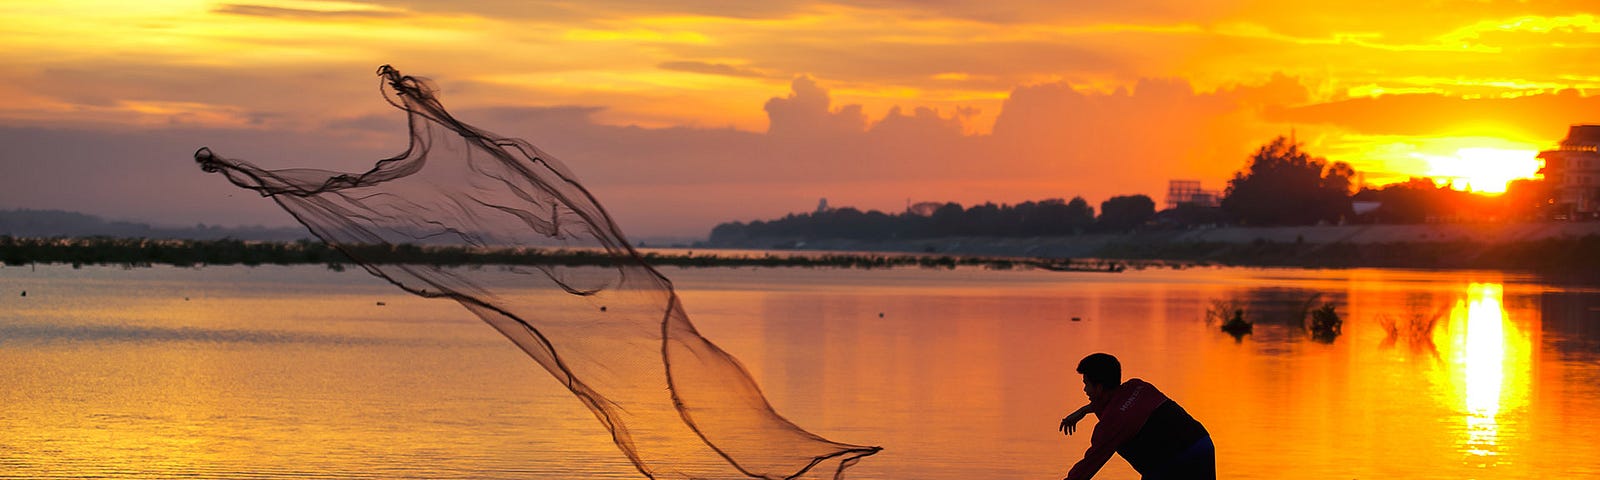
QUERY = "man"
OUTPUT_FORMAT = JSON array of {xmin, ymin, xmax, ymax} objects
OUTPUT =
[{"xmin": 1059, "ymin": 353, "xmax": 1214, "ymax": 479}]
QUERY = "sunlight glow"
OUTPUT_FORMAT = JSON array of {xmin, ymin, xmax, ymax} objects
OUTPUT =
[
  {"xmin": 1413, "ymin": 148, "xmax": 1540, "ymax": 193},
  {"xmin": 1441, "ymin": 282, "xmax": 1532, "ymax": 462},
  {"xmin": 1459, "ymin": 284, "xmax": 1505, "ymax": 456}
]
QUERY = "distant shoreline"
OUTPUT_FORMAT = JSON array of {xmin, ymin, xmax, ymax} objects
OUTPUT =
[
  {"xmin": 698, "ymin": 222, "xmax": 1600, "ymax": 273},
  {"xmin": 0, "ymin": 236, "xmax": 1123, "ymax": 272},
  {"xmin": 4, "ymin": 222, "xmax": 1599, "ymax": 274}
]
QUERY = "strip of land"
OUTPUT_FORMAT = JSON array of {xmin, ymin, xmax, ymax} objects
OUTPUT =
[
  {"xmin": 698, "ymin": 222, "xmax": 1600, "ymax": 272},
  {"xmin": 5, "ymin": 222, "xmax": 1599, "ymax": 273},
  {"xmin": 0, "ymin": 236, "xmax": 1118, "ymax": 272}
]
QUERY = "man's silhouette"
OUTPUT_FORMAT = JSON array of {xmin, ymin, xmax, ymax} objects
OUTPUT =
[{"xmin": 1060, "ymin": 353, "xmax": 1214, "ymax": 479}]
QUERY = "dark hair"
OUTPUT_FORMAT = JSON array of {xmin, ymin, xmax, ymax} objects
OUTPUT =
[{"xmin": 1076, "ymin": 353, "xmax": 1121, "ymax": 388}]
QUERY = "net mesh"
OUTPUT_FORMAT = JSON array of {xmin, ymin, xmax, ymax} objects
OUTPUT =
[{"xmin": 195, "ymin": 65, "xmax": 879, "ymax": 479}]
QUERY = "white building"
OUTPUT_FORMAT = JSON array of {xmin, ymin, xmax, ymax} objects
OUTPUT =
[{"xmin": 1537, "ymin": 125, "xmax": 1600, "ymax": 220}]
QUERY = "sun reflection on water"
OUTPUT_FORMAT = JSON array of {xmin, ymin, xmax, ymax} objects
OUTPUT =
[
  {"xmin": 1444, "ymin": 282, "xmax": 1531, "ymax": 461},
  {"xmin": 1461, "ymin": 284, "xmax": 1505, "ymax": 456}
]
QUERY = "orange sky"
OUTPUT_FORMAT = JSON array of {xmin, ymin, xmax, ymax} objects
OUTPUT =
[{"xmin": 1, "ymin": 1, "xmax": 1597, "ymax": 236}]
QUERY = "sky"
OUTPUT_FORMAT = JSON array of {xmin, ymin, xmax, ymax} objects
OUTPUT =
[{"xmin": 1, "ymin": 1, "xmax": 1598, "ymax": 238}]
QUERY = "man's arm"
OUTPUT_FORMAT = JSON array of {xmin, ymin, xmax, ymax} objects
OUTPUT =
[
  {"xmin": 1063, "ymin": 400, "xmax": 1149, "ymax": 480},
  {"xmin": 1059, "ymin": 403, "xmax": 1094, "ymax": 435},
  {"xmin": 1063, "ymin": 422, "xmax": 1120, "ymax": 480},
  {"xmin": 1064, "ymin": 380, "xmax": 1170, "ymax": 479}
]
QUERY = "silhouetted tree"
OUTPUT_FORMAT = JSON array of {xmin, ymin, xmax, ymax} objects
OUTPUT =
[
  {"xmin": 1064, "ymin": 197, "xmax": 1095, "ymax": 232},
  {"xmin": 1157, "ymin": 202, "xmax": 1230, "ymax": 227},
  {"xmin": 1352, "ymin": 177, "xmax": 1531, "ymax": 224},
  {"xmin": 707, "ymin": 195, "xmax": 1130, "ymax": 243},
  {"xmin": 1097, "ymin": 195, "xmax": 1156, "ymax": 232},
  {"xmin": 1353, "ymin": 178, "xmax": 1436, "ymax": 223},
  {"xmin": 709, "ymin": 221, "xmax": 749, "ymax": 243},
  {"xmin": 1503, "ymin": 178, "xmax": 1553, "ymax": 221},
  {"xmin": 1018, "ymin": 199, "xmax": 1067, "ymax": 235},
  {"xmin": 1321, "ymin": 161, "xmax": 1357, "ymax": 220},
  {"xmin": 930, "ymin": 202, "xmax": 966, "ymax": 236},
  {"xmin": 1222, "ymin": 136, "xmax": 1355, "ymax": 225}
]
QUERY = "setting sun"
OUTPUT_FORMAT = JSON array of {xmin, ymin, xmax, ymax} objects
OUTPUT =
[{"xmin": 1413, "ymin": 147, "xmax": 1541, "ymax": 194}]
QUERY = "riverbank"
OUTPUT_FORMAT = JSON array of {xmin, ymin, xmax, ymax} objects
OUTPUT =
[
  {"xmin": 0, "ymin": 236, "xmax": 1119, "ymax": 272},
  {"xmin": 699, "ymin": 222, "xmax": 1600, "ymax": 272},
  {"xmin": 7, "ymin": 222, "xmax": 1599, "ymax": 273}
]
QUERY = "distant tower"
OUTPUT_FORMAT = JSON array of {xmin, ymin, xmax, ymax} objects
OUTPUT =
[
  {"xmin": 1167, "ymin": 180, "xmax": 1220, "ymax": 209},
  {"xmin": 816, "ymin": 197, "xmax": 830, "ymax": 214},
  {"xmin": 1167, "ymin": 180, "xmax": 1200, "ymax": 210}
]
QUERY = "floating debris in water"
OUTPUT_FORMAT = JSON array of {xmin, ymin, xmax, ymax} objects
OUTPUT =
[
  {"xmin": 1071, "ymin": 317, "xmax": 1082, "ymax": 322},
  {"xmin": 1308, "ymin": 303, "xmax": 1341, "ymax": 343},
  {"xmin": 1378, "ymin": 305, "xmax": 1445, "ymax": 355},
  {"xmin": 376, "ymin": 301, "xmax": 386, "ymax": 306},
  {"xmin": 1220, "ymin": 309, "xmax": 1252, "ymax": 339}
]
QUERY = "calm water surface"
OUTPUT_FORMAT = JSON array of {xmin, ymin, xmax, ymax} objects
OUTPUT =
[{"xmin": 1, "ymin": 264, "xmax": 1597, "ymax": 479}]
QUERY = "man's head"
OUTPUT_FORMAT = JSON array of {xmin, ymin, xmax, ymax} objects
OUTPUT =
[{"xmin": 1076, "ymin": 353, "xmax": 1121, "ymax": 402}]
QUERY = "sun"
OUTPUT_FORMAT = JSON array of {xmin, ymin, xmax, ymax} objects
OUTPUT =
[{"xmin": 1413, "ymin": 147, "xmax": 1541, "ymax": 194}]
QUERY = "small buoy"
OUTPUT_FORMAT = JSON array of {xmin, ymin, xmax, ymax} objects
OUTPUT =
[
  {"xmin": 600, "ymin": 306, "xmax": 608, "ymax": 312},
  {"xmin": 376, "ymin": 301, "xmax": 387, "ymax": 306},
  {"xmin": 1071, "ymin": 317, "xmax": 1081, "ymax": 322},
  {"xmin": 878, "ymin": 312, "xmax": 885, "ymax": 318}
]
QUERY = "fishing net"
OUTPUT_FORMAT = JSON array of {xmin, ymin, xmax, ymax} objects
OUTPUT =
[{"xmin": 195, "ymin": 65, "xmax": 878, "ymax": 479}]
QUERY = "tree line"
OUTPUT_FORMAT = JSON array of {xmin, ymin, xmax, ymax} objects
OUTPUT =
[
  {"xmin": 709, "ymin": 195, "xmax": 1158, "ymax": 244},
  {"xmin": 1222, "ymin": 136, "xmax": 1552, "ymax": 225},
  {"xmin": 710, "ymin": 134, "xmax": 1561, "ymax": 243}
]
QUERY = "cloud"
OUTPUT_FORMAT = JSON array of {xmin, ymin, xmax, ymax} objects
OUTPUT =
[
  {"xmin": 11, "ymin": 1, "xmax": 1594, "ymax": 138},
  {"xmin": 658, "ymin": 61, "xmax": 779, "ymax": 79},
  {"xmin": 764, "ymin": 76, "xmax": 868, "ymax": 138},
  {"xmin": 0, "ymin": 126, "xmax": 336, "ymax": 230},
  {"xmin": 352, "ymin": 0, "xmax": 809, "ymax": 21},
  {"xmin": 985, "ymin": 76, "xmax": 1300, "ymax": 200},
  {"xmin": 1, "ymin": 62, "xmax": 387, "ymax": 131},
  {"xmin": 653, "ymin": 19, "xmax": 1127, "ymax": 88},
  {"xmin": 4, "ymin": 68, "xmax": 1588, "ymax": 238},
  {"xmin": 213, "ymin": 4, "xmax": 410, "ymax": 20},
  {"xmin": 0, "ymin": 73, "xmax": 1286, "ymax": 236},
  {"xmin": 1268, "ymin": 88, "xmax": 1600, "ymax": 139}
]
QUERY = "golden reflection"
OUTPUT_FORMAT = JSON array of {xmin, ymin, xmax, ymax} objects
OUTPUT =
[
  {"xmin": 1460, "ymin": 283, "xmax": 1505, "ymax": 455},
  {"xmin": 1441, "ymin": 283, "xmax": 1531, "ymax": 459}
]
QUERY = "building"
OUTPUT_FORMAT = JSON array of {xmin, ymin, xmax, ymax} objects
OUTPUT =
[
  {"xmin": 1537, "ymin": 125, "xmax": 1600, "ymax": 220},
  {"xmin": 1166, "ymin": 180, "xmax": 1221, "ymax": 210}
]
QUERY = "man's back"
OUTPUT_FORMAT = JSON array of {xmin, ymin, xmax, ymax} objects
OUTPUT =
[{"xmin": 1117, "ymin": 399, "xmax": 1209, "ymax": 476}]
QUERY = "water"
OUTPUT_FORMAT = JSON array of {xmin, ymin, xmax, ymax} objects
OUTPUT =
[{"xmin": 1, "ymin": 264, "xmax": 1597, "ymax": 479}]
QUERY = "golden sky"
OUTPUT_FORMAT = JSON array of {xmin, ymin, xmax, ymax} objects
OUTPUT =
[{"xmin": 1, "ymin": 0, "xmax": 1597, "ymax": 235}]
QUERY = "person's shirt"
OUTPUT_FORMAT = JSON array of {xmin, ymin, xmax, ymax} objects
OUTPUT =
[{"xmin": 1065, "ymin": 378, "xmax": 1208, "ymax": 479}]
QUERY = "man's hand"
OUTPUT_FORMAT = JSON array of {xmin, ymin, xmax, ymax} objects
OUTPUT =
[{"xmin": 1059, "ymin": 409, "xmax": 1089, "ymax": 435}]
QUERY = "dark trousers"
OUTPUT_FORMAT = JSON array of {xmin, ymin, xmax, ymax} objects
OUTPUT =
[{"xmin": 1142, "ymin": 435, "xmax": 1215, "ymax": 480}]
